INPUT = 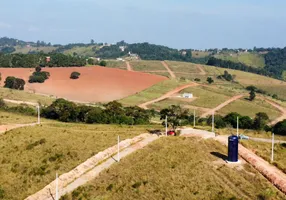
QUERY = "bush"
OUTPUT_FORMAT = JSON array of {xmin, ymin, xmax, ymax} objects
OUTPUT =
[
  {"xmin": 4, "ymin": 76, "xmax": 25, "ymax": 90},
  {"xmin": 194, "ymin": 78, "xmax": 201, "ymax": 82},
  {"xmin": 207, "ymin": 77, "xmax": 214, "ymax": 84},
  {"xmin": 35, "ymin": 66, "xmax": 42, "ymax": 72},
  {"xmin": 70, "ymin": 72, "xmax": 81, "ymax": 79},
  {"xmin": 99, "ymin": 60, "xmax": 107, "ymax": 66},
  {"xmin": 273, "ymin": 120, "xmax": 286, "ymax": 136},
  {"xmin": 29, "ymin": 71, "xmax": 50, "ymax": 83}
]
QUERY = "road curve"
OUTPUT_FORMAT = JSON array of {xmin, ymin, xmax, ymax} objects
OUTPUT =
[
  {"xmin": 138, "ymin": 83, "xmax": 198, "ymax": 109},
  {"xmin": 262, "ymin": 98, "xmax": 286, "ymax": 125},
  {"xmin": 201, "ymin": 94, "xmax": 244, "ymax": 118},
  {"xmin": 161, "ymin": 61, "xmax": 176, "ymax": 79}
]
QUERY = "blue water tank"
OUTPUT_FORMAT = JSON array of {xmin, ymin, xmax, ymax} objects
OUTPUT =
[{"xmin": 228, "ymin": 136, "xmax": 239, "ymax": 162}]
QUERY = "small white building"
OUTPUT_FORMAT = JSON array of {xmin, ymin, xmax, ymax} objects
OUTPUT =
[{"xmin": 182, "ymin": 93, "xmax": 193, "ymax": 99}]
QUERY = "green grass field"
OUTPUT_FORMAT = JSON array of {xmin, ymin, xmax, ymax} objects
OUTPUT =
[
  {"xmin": 62, "ymin": 46, "xmax": 96, "ymax": 57},
  {"xmin": 241, "ymin": 140, "xmax": 286, "ymax": 173},
  {"xmin": 0, "ymin": 122, "xmax": 162, "ymax": 200},
  {"xmin": 119, "ymin": 79, "xmax": 188, "ymax": 106},
  {"xmin": 0, "ymin": 110, "xmax": 38, "ymax": 125},
  {"xmin": 192, "ymin": 51, "xmax": 210, "ymax": 58},
  {"xmin": 0, "ymin": 87, "xmax": 54, "ymax": 106},
  {"xmin": 166, "ymin": 61, "xmax": 201, "ymax": 73},
  {"xmin": 13, "ymin": 46, "xmax": 57, "ymax": 54},
  {"xmin": 106, "ymin": 60, "xmax": 127, "ymax": 69},
  {"xmin": 61, "ymin": 137, "xmax": 285, "ymax": 200},
  {"xmin": 215, "ymin": 52, "xmax": 265, "ymax": 68},
  {"xmin": 130, "ymin": 61, "xmax": 166, "ymax": 71},
  {"xmin": 218, "ymin": 98, "xmax": 281, "ymax": 121}
]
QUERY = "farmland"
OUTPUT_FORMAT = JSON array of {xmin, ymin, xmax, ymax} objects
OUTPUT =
[
  {"xmin": 0, "ymin": 67, "xmax": 167, "ymax": 103},
  {"xmin": 0, "ymin": 122, "xmax": 162, "ymax": 200},
  {"xmin": 61, "ymin": 137, "xmax": 285, "ymax": 200}
]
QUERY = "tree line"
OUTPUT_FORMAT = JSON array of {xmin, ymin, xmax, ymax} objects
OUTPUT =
[{"xmin": 0, "ymin": 53, "xmax": 86, "ymax": 68}]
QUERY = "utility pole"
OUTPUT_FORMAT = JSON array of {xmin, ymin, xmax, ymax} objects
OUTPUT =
[
  {"xmin": 271, "ymin": 133, "xmax": 274, "ymax": 163},
  {"xmin": 212, "ymin": 111, "xmax": 214, "ymax": 133},
  {"xmin": 193, "ymin": 110, "xmax": 196, "ymax": 128},
  {"xmin": 118, "ymin": 135, "xmax": 120, "ymax": 162},
  {"xmin": 165, "ymin": 116, "xmax": 168, "ymax": 136},
  {"xmin": 37, "ymin": 105, "xmax": 40, "ymax": 124},
  {"xmin": 56, "ymin": 173, "xmax": 58, "ymax": 200},
  {"xmin": 237, "ymin": 116, "xmax": 239, "ymax": 137}
]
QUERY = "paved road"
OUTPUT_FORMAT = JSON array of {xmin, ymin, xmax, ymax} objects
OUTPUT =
[
  {"xmin": 138, "ymin": 82, "xmax": 198, "ymax": 109},
  {"xmin": 161, "ymin": 61, "xmax": 176, "ymax": 78}
]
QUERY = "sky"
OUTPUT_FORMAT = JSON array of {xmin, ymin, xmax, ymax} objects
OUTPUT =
[{"xmin": 0, "ymin": 0, "xmax": 286, "ymax": 49}]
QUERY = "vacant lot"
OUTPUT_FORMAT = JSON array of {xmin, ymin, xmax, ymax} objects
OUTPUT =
[
  {"xmin": 241, "ymin": 140, "xmax": 286, "ymax": 174},
  {"xmin": 119, "ymin": 79, "xmax": 187, "ymax": 106},
  {"xmin": 219, "ymin": 98, "xmax": 281, "ymax": 120},
  {"xmin": 0, "ymin": 87, "xmax": 54, "ymax": 106},
  {"xmin": 192, "ymin": 51, "xmax": 210, "ymax": 58},
  {"xmin": 130, "ymin": 61, "xmax": 166, "ymax": 71},
  {"xmin": 0, "ymin": 110, "xmax": 38, "ymax": 125},
  {"xmin": 215, "ymin": 52, "xmax": 265, "ymax": 68},
  {"xmin": 0, "ymin": 122, "xmax": 162, "ymax": 200},
  {"xmin": 62, "ymin": 46, "xmax": 96, "ymax": 57},
  {"xmin": 61, "ymin": 137, "xmax": 285, "ymax": 200},
  {"xmin": 106, "ymin": 60, "xmax": 127, "ymax": 69},
  {"xmin": 165, "ymin": 61, "xmax": 201, "ymax": 73},
  {"xmin": 0, "ymin": 67, "xmax": 167, "ymax": 103},
  {"xmin": 14, "ymin": 46, "xmax": 57, "ymax": 54}
]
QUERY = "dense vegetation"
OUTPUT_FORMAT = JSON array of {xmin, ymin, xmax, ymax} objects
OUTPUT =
[
  {"xmin": 0, "ymin": 99, "xmax": 36, "ymax": 116},
  {"xmin": 0, "ymin": 53, "xmax": 86, "ymax": 68},
  {"xmin": 29, "ymin": 67, "xmax": 50, "ymax": 83},
  {"xmin": 264, "ymin": 47, "xmax": 286, "ymax": 79},
  {"xmin": 70, "ymin": 72, "xmax": 81, "ymax": 79},
  {"xmin": 4, "ymin": 76, "xmax": 25, "ymax": 90},
  {"xmin": 42, "ymin": 99, "xmax": 154, "ymax": 125}
]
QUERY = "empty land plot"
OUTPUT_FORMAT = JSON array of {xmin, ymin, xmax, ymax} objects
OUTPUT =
[
  {"xmin": 241, "ymin": 140, "xmax": 286, "ymax": 173},
  {"xmin": 218, "ymin": 98, "xmax": 281, "ymax": 120},
  {"xmin": 106, "ymin": 60, "xmax": 127, "ymax": 69},
  {"xmin": 62, "ymin": 137, "xmax": 285, "ymax": 200},
  {"xmin": 181, "ymin": 86, "xmax": 231, "ymax": 108},
  {"xmin": 147, "ymin": 71, "xmax": 170, "ymax": 78},
  {"xmin": 62, "ymin": 46, "xmax": 96, "ymax": 57},
  {"xmin": 0, "ymin": 87, "xmax": 54, "ymax": 106},
  {"xmin": 215, "ymin": 53, "xmax": 265, "ymax": 68},
  {"xmin": 0, "ymin": 110, "xmax": 38, "ymax": 125},
  {"xmin": 130, "ymin": 61, "xmax": 166, "ymax": 71},
  {"xmin": 192, "ymin": 51, "xmax": 210, "ymax": 58},
  {"xmin": 0, "ymin": 122, "xmax": 162, "ymax": 200},
  {"xmin": 13, "ymin": 46, "xmax": 57, "ymax": 54},
  {"xmin": 165, "ymin": 61, "xmax": 201, "ymax": 73},
  {"xmin": 119, "ymin": 79, "xmax": 187, "ymax": 106}
]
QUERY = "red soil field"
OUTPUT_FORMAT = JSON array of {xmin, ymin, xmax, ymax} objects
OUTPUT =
[{"xmin": 0, "ymin": 66, "xmax": 167, "ymax": 103}]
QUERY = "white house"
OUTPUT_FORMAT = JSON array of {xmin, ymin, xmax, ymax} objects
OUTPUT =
[{"xmin": 182, "ymin": 93, "xmax": 193, "ymax": 99}]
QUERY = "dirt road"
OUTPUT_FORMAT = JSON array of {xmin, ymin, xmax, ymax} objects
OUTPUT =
[
  {"xmin": 262, "ymin": 98, "xmax": 286, "ymax": 125},
  {"xmin": 161, "ymin": 61, "xmax": 176, "ymax": 78},
  {"xmin": 201, "ymin": 94, "xmax": 244, "ymax": 117},
  {"xmin": 138, "ymin": 83, "xmax": 198, "ymax": 109},
  {"xmin": 197, "ymin": 65, "xmax": 206, "ymax": 75},
  {"xmin": 126, "ymin": 61, "xmax": 133, "ymax": 71},
  {"xmin": 26, "ymin": 134, "xmax": 160, "ymax": 200},
  {"xmin": 3, "ymin": 99, "xmax": 39, "ymax": 106},
  {"xmin": 0, "ymin": 123, "xmax": 38, "ymax": 134},
  {"xmin": 249, "ymin": 137, "xmax": 286, "ymax": 144}
]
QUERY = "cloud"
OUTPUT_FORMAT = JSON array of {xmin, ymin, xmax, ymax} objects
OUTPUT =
[{"xmin": 0, "ymin": 22, "xmax": 12, "ymax": 29}]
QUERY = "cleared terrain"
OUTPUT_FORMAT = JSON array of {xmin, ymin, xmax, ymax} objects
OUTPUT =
[
  {"xmin": 0, "ymin": 66, "xmax": 167, "ymax": 103},
  {"xmin": 61, "ymin": 137, "xmax": 285, "ymax": 200}
]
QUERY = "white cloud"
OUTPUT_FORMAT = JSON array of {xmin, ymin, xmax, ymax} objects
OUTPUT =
[{"xmin": 0, "ymin": 22, "xmax": 12, "ymax": 29}]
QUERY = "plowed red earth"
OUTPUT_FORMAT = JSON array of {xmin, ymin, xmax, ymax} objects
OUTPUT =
[{"xmin": 0, "ymin": 66, "xmax": 167, "ymax": 103}]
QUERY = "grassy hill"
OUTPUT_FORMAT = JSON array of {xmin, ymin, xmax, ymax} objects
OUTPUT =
[
  {"xmin": 13, "ymin": 46, "xmax": 57, "ymax": 54},
  {"xmin": 215, "ymin": 52, "xmax": 265, "ymax": 68},
  {"xmin": 61, "ymin": 137, "xmax": 285, "ymax": 200}
]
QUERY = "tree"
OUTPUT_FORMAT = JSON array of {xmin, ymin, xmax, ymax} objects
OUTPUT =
[
  {"xmin": 207, "ymin": 77, "xmax": 214, "ymax": 84},
  {"xmin": 35, "ymin": 66, "xmax": 42, "ymax": 72},
  {"xmin": 159, "ymin": 105, "xmax": 189, "ymax": 130},
  {"xmin": 224, "ymin": 112, "xmax": 241, "ymax": 128},
  {"xmin": 4, "ymin": 76, "xmax": 25, "ymax": 90},
  {"xmin": 70, "ymin": 72, "xmax": 81, "ymax": 79},
  {"xmin": 99, "ymin": 60, "xmax": 107, "ymax": 66},
  {"xmin": 207, "ymin": 115, "xmax": 226, "ymax": 128},
  {"xmin": 273, "ymin": 120, "xmax": 286, "ymax": 136},
  {"xmin": 249, "ymin": 90, "xmax": 256, "ymax": 101},
  {"xmin": 87, "ymin": 58, "xmax": 94, "ymax": 65},
  {"xmin": 91, "ymin": 39, "xmax": 94, "ymax": 45},
  {"xmin": 253, "ymin": 112, "xmax": 269, "ymax": 130}
]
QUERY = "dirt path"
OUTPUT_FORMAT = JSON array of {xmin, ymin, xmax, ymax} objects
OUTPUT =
[
  {"xmin": 201, "ymin": 94, "xmax": 244, "ymax": 118},
  {"xmin": 126, "ymin": 61, "xmax": 133, "ymax": 71},
  {"xmin": 0, "ymin": 123, "xmax": 38, "ymax": 134},
  {"xmin": 249, "ymin": 137, "xmax": 286, "ymax": 144},
  {"xmin": 161, "ymin": 61, "xmax": 176, "ymax": 78},
  {"xmin": 3, "ymin": 99, "xmax": 39, "ymax": 106},
  {"xmin": 138, "ymin": 83, "xmax": 198, "ymax": 109},
  {"xmin": 26, "ymin": 134, "xmax": 159, "ymax": 200},
  {"xmin": 197, "ymin": 65, "xmax": 206, "ymax": 75},
  {"xmin": 261, "ymin": 98, "xmax": 286, "ymax": 125}
]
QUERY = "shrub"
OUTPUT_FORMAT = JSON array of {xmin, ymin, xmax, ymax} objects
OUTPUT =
[
  {"xmin": 35, "ymin": 66, "xmax": 42, "ymax": 72},
  {"xmin": 207, "ymin": 77, "xmax": 214, "ymax": 84},
  {"xmin": 194, "ymin": 78, "xmax": 201, "ymax": 82},
  {"xmin": 70, "ymin": 72, "xmax": 81, "ymax": 79},
  {"xmin": 273, "ymin": 120, "xmax": 286, "ymax": 136},
  {"xmin": 4, "ymin": 76, "xmax": 25, "ymax": 90},
  {"xmin": 29, "ymin": 71, "xmax": 50, "ymax": 83},
  {"xmin": 99, "ymin": 60, "xmax": 107, "ymax": 66}
]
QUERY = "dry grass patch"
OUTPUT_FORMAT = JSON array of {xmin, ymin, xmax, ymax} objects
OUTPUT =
[
  {"xmin": 130, "ymin": 61, "xmax": 166, "ymax": 71},
  {"xmin": 0, "ymin": 122, "xmax": 162, "ymax": 200},
  {"xmin": 61, "ymin": 137, "xmax": 285, "ymax": 200},
  {"xmin": 106, "ymin": 60, "xmax": 127, "ymax": 69},
  {"xmin": 165, "ymin": 61, "xmax": 201, "ymax": 73},
  {"xmin": 0, "ymin": 110, "xmax": 39, "ymax": 125}
]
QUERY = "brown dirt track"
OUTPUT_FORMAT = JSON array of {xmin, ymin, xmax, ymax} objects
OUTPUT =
[{"xmin": 0, "ymin": 66, "xmax": 167, "ymax": 103}]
